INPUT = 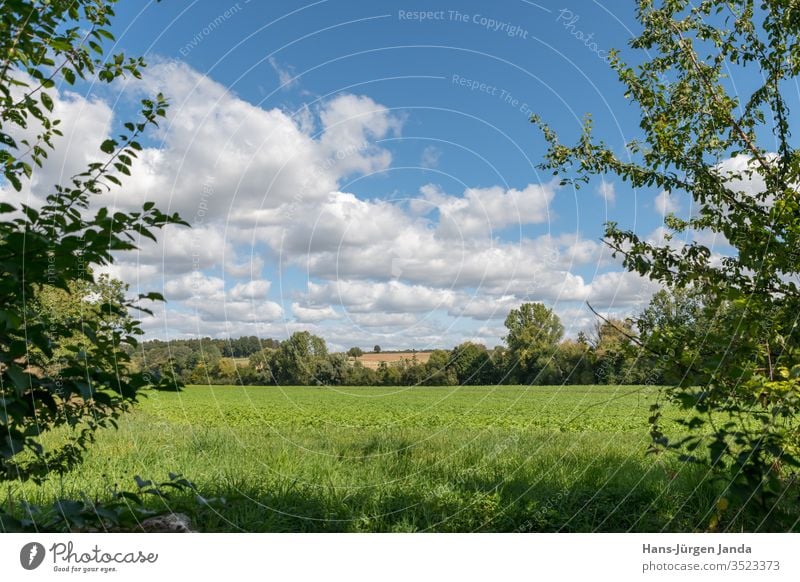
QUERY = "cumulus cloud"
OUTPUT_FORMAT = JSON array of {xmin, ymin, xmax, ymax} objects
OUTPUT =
[
  {"xmin": 654, "ymin": 190, "xmax": 680, "ymax": 215},
  {"xmin": 350, "ymin": 312, "xmax": 420, "ymax": 328},
  {"xmin": 163, "ymin": 271, "xmax": 224, "ymax": 302},
  {"xmin": 316, "ymin": 93, "xmax": 402, "ymax": 177},
  {"xmin": 2, "ymin": 60, "xmax": 673, "ymax": 344},
  {"xmin": 448, "ymin": 295, "xmax": 522, "ymax": 320},
  {"xmin": 104, "ymin": 61, "xmax": 403, "ymax": 225},
  {"xmin": 413, "ymin": 182, "xmax": 556, "ymax": 239},
  {"xmin": 230, "ymin": 279, "xmax": 272, "ymax": 300},
  {"xmin": 160, "ymin": 272, "xmax": 283, "ymax": 322},
  {"xmin": 308, "ymin": 280, "xmax": 456, "ymax": 314},
  {"xmin": 586, "ymin": 270, "xmax": 662, "ymax": 310},
  {"xmin": 292, "ymin": 303, "xmax": 340, "ymax": 323},
  {"xmin": 716, "ymin": 154, "xmax": 768, "ymax": 200}
]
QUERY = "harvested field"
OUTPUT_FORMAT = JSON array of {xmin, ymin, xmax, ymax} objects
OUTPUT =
[{"xmin": 354, "ymin": 351, "xmax": 433, "ymax": 369}]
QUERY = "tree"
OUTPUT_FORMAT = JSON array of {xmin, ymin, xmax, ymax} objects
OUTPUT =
[
  {"xmin": 400, "ymin": 358, "xmax": 427, "ymax": 386},
  {"xmin": 423, "ymin": 350, "xmax": 457, "ymax": 386},
  {"xmin": 591, "ymin": 319, "xmax": 641, "ymax": 385},
  {"xmin": 248, "ymin": 347, "xmax": 278, "ymax": 384},
  {"xmin": 347, "ymin": 347, "xmax": 364, "ymax": 358},
  {"xmin": 552, "ymin": 340, "xmax": 594, "ymax": 385},
  {"xmin": 637, "ymin": 287, "xmax": 709, "ymax": 386},
  {"xmin": 213, "ymin": 359, "xmax": 238, "ymax": 385},
  {"xmin": 28, "ymin": 274, "xmax": 129, "ymax": 376},
  {"xmin": 315, "ymin": 354, "xmax": 349, "ymax": 386},
  {"xmin": 223, "ymin": 335, "xmax": 262, "ymax": 358},
  {"xmin": 0, "ymin": 0, "xmax": 185, "ymax": 484},
  {"xmin": 373, "ymin": 345, "xmax": 382, "ymax": 353},
  {"xmin": 376, "ymin": 360, "xmax": 402, "ymax": 386},
  {"xmin": 347, "ymin": 361, "xmax": 378, "ymax": 386},
  {"xmin": 274, "ymin": 331, "xmax": 328, "ymax": 385},
  {"xmin": 533, "ymin": 0, "xmax": 800, "ymax": 516},
  {"xmin": 488, "ymin": 346, "xmax": 511, "ymax": 384},
  {"xmin": 450, "ymin": 342, "xmax": 492, "ymax": 385},
  {"xmin": 504, "ymin": 303, "xmax": 564, "ymax": 383}
]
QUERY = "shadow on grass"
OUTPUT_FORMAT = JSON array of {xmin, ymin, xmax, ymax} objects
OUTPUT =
[
  {"xmin": 4, "ymin": 432, "xmax": 798, "ymax": 533},
  {"xmin": 177, "ymin": 456, "xmax": 798, "ymax": 533}
]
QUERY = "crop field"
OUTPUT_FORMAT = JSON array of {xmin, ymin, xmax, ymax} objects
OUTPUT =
[
  {"xmin": 11, "ymin": 385, "xmax": 793, "ymax": 532},
  {"xmin": 354, "ymin": 351, "xmax": 433, "ymax": 369}
]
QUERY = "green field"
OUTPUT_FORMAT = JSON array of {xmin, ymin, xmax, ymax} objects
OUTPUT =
[{"xmin": 10, "ymin": 385, "xmax": 793, "ymax": 532}]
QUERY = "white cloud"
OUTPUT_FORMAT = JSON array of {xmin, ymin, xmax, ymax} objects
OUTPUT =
[
  {"xmin": 350, "ymin": 313, "xmax": 419, "ymax": 328},
  {"xmin": 163, "ymin": 272, "xmax": 224, "ymax": 302},
  {"xmin": 254, "ymin": 184, "xmax": 597, "ymax": 306},
  {"xmin": 292, "ymin": 303, "xmax": 340, "ymax": 323},
  {"xmin": 420, "ymin": 145, "xmax": 441, "ymax": 168},
  {"xmin": 586, "ymin": 270, "xmax": 661, "ymax": 310},
  {"xmin": 0, "ymin": 76, "xmax": 113, "ymax": 208},
  {"xmin": 448, "ymin": 295, "xmax": 522, "ymax": 320},
  {"xmin": 268, "ymin": 57, "xmax": 298, "ymax": 90},
  {"xmin": 230, "ymin": 279, "xmax": 272, "ymax": 300},
  {"xmin": 716, "ymin": 154, "xmax": 768, "ymax": 199},
  {"xmin": 654, "ymin": 190, "xmax": 680, "ymax": 215},
  {"xmin": 597, "ymin": 179, "xmax": 615, "ymax": 204},
  {"xmin": 556, "ymin": 306, "xmax": 597, "ymax": 337},
  {"xmin": 107, "ymin": 61, "xmax": 403, "ymax": 224},
  {"xmin": 160, "ymin": 271, "xmax": 283, "ymax": 327},
  {"xmin": 317, "ymin": 93, "xmax": 402, "ymax": 177},
  {"xmin": 415, "ymin": 181, "xmax": 556, "ymax": 238},
  {"xmin": 307, "ymin": 280, "xmax": 456, "ymax": 314},
  {"xmin": 214, "ymin": 300, "xmax": 284, "ymax": 323}
]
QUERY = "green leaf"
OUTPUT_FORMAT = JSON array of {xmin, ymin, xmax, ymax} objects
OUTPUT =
[
  {"xmin": 40, "ymin": 93, "xmax": 54, "ymax": 112},
  {"xmin": 100, "ymin": 139, "xmax": 117, "ymax": 154}
]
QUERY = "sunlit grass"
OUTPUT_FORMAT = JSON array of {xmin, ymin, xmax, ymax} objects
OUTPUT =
[{"xmin": 7, "ymin": 385, "xmax": 793, "ymax": 532}]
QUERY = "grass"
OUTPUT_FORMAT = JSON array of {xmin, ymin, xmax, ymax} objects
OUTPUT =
[{"xmin": 6, "ymin": 384, "xmax": 796, "ymax": 532}]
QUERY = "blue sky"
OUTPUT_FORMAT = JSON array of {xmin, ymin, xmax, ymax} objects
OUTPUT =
[{"xmin": 14, "ymin": 0, "xmax": 723, "ymax": 350}]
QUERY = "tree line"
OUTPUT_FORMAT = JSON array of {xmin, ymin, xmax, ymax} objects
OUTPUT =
[{"xmin": 132, "ymin": 291, "xmax": 702, "ymax": 387}]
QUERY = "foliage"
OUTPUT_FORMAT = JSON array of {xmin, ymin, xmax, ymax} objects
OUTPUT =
[
  {"xmin": 272, "ymin": 331, "xmax": 328, "ymax": 385},
  {"xmin": 637, "ymin": 287, "xmax": 709, "ymax": 386},
  {"xmin": 552, "ymin": 340, "xmax": 595, "ymax": 385},
  {"xmin": 450, "ymin": 342, "xmax": 494, "ymax": 385},
  {"xmin": 27, "ymin": 274, "xmax": 130, "ymax": 377},
  {"xmin": 533, "ymin": 0, "xmax": 800, "ymax": 515},
  {"xmin": 221, "ymin": 335, "xmax": 274, "ymax": 358},
  {"xmin": 314, "ymin": 353, "xmax": 349, "ymax": 386},
  {"xmin": 0, "ymin": 0, "xmax": 185, "ymax": 484},
  {"xmin": 504, "ymin": 303, "xmax": 564, "ymax": 383},
  {"xmin": 591, "ymin": 318, "xmax": 644, "ymax": 385}
]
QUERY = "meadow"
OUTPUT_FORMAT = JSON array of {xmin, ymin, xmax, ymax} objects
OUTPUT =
[{"xmin": 9, "ymin": 385, "xmax": 794, "ymax": 532}]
